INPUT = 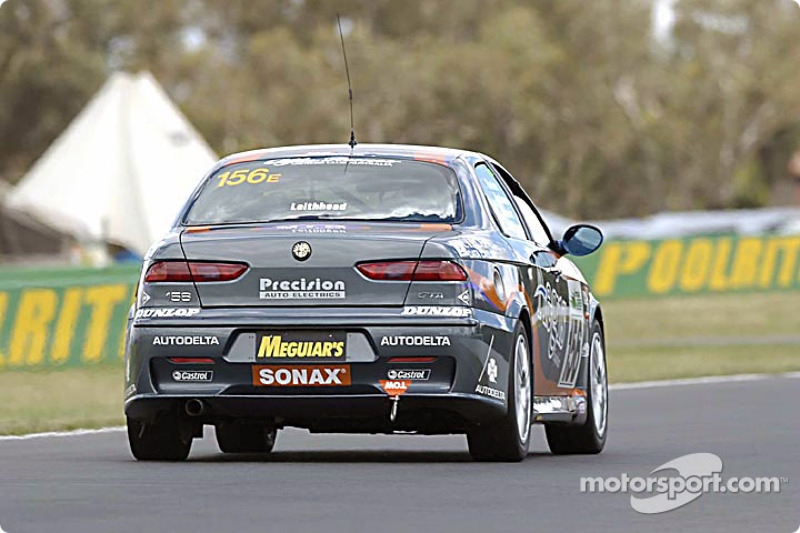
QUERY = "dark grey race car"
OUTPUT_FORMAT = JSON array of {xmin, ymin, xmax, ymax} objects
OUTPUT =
[{"xmin": 124, "ymin": 144, "xmax": 608, "ymax": 462}]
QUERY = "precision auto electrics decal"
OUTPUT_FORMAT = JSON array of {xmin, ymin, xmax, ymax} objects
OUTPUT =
[{"xmin": 259, "ymin": 277, "xmax": 346, "ymax": 300}]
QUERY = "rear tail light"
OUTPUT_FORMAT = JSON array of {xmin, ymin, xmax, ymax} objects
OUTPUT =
[
  {"xmin": 169, "ymin": 357, "xmax": 214, "ymax": 364},
  {"xmin": 412, "ymin": 261, "xmax": 467, "ymax": 281},
  {"xmin": 357, "ymin": 260, "xmax": 466, "ymax": 282},
  {"xmin": 145, "ymin": 261, "xmax": 248, "ymax": 283},
  {"xmin": 144, "ymin": 261, "xmax": 192, "ymax": 282},
  {"xmin": 189, "ymin": 262, "xmax": 248, "ymax": 282},
  {"xmin": 357, "ymin": 261, "xmax": 417, "ymax": 281}
]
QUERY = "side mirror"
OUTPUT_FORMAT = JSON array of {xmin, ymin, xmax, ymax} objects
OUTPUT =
[{"xmin": 559, "ymin": 224, "xmax": 603, "ymax": 256}]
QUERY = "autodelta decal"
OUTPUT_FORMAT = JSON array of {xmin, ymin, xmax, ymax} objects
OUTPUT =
[
  {"xmin": 153, "ymin": 335, "xmax": 219, "ymax": 346},
  {"xmin": 574, "ymin": 235, "xmax": 800, "ymax": 297},
  {"xmin": 259, "ymin": 277, "xmax": 346, "ymax": 300},
  {"xmin": 0, "ymin": 282, "xmax": 135, "ymax": 368},
  {"xmin": 380, "ymin": 335, "xmax": 450, "ymax": 347},
  {"xmin": 475, "ymin": 336, "xmax": 506, "ymax": 401}
]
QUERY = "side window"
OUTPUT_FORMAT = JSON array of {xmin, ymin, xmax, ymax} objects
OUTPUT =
[
  {"xmin": 474, "ymin": 163, "xmax": 528, "ymax": 240},
  {"xmin": 489, "ymin": 162, "xmax": 553, "ymax": 246},
  {"xmin": 514, "ymin": 198, "xmax": 552, "ymax": 246}
]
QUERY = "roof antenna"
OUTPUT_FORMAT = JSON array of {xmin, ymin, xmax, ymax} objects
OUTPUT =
[{"xmin": 337, "ymin": 14, "xmax": 357, "ymax": 149}]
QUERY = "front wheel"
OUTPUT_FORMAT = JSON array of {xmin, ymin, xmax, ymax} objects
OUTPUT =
[
  {"xmin": 545, "ymin": 319, "xmax": 608, "ymax": 454},
  {"xmin": 468, "ymin": 323, "xmax": 532, "ymax": 462}
]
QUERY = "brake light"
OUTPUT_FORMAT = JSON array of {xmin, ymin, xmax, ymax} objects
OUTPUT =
[
  {"xmin": 357, "ymin": 260, "xmax": 466, "ymax": 282},
  {"xmin": 145, "ymin": 261, "xmax": 248, "ymax": 283},
  {"xmin": 189, "ymin": 262, "xmax": 248, "ymax": 282},
  {"xmin": 412, "ymin": 261, "xmax": 467, "ymax": 281},
  {"xmin": 145, "ymin": 261, "xmax": 192, "ymax": 282},
  {"xmin": 357, "ymin": 261, "xmax": 417, "ymax": 281}
]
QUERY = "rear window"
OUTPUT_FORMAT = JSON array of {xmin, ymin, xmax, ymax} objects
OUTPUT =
[{"xmin": 183, "ymin": 157, "xmax": 462, "ymax": 225}]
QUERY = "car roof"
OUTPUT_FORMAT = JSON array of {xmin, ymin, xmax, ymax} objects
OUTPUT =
[{"xmin": 216, "ymin": 143, "xmax": 489, "ymax": 168}]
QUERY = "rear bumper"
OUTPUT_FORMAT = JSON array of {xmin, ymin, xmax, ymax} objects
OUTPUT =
[
  {"xmin": 125, "ymin": 392, "xmax": 505, "ymax": 434},
  {"xmin": 124, "ymin": 307, "xmax": 516, "ymax": 433}
]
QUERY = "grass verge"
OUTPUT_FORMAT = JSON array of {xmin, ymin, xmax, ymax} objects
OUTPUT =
[{"xmin": 0, "ymin": 366, "xmax": 123, "ymax": 435}]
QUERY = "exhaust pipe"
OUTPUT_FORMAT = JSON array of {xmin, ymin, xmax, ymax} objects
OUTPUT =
[{"xmin": 185, "ymin": 399, "xmax": 205, "ymax": 417}]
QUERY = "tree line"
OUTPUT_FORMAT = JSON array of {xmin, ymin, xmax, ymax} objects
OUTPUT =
[{"xmin": 1, "ymin": 0, "xmax": 799, "ymax": 219}]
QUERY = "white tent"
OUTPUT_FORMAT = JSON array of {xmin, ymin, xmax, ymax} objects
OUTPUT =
[{"xmin": 6, "ymin": 71, "xmax": 217, "ymax": 255}]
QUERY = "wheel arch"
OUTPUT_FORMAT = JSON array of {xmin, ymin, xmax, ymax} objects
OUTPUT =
[{"xmin": 592, "ymin": 303, "xmax": 604, "ymax": 333}]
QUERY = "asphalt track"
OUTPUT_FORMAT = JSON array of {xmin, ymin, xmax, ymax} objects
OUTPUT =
[{"xmin": 1, "ymin": 375, "xmax": 798, "ymax": 533}]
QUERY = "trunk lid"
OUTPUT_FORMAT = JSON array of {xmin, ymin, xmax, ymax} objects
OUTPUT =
[{"xmin": 180, "ymin": 222, "xmax": 451, "ymax": 307}]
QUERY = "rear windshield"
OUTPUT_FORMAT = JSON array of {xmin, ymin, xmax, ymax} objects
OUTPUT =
[{"xmin": 183, "ymin": 157, "xmax": 461, "ymax": 225}]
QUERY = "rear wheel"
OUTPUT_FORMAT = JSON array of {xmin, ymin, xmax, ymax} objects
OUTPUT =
[
  {"xmin": 545, "ymin": 319, "xmax": 608, "ymax": 454},
  {"xmin": 127, "ymin": 413, "xmax": 192, "ymax": 461},
  {"xmin": 468, "ymin": 323, "xmax": 532, "ymax": 462},
  {"xmin": 215, "ymin": 422, "xmax": 277, "ymax": 454}
]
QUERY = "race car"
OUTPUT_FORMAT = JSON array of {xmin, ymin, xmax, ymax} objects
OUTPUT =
[{"xmin": 124, "ymin": 144, "xmax": 608, "ymax": 462}]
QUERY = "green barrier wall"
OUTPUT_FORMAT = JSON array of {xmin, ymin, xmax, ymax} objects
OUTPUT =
[
  {"xmin": 1, "ymin": 233, "xmax": 798, "ymax": 369},
  {"xmin": 572, "ymin": 234, "xmax": 800, "ymax": 299},
  {"xmin": 0, "ymin": 264, "xmax": 139, "ymax": 369}
]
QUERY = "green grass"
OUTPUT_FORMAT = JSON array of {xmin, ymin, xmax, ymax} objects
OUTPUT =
[
  {"xmin": 602, "ymin": 290, "xmax": 800, "ymax": 342},
  {"xmin": 602, "ymin": 290, "xmax": 800, "ymax": 383},
  {"xmin": 0, "ymin": 291, "xmax": 798, "ymax": 434},
  {"xmin": 0, "ymin": 366, "xmax": 123, "ymax": 435},
  {"xmin": 609, "ymin": 343, "xmax": 799, "ymax": 383}
]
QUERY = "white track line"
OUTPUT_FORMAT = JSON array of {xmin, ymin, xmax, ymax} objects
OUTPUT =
[
  {"xmin": 1, "ymin": 372, "xmax": 798, "ymax": 440},
  {"xmin": 0, "ymin": 426, "xmax": 124, "ymax": 441},
  {"xmin": 610, "ymin": 371, "xmax": 800, "ymax": 391}
]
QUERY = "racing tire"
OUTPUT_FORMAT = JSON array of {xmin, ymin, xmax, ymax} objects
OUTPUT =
[
  {"xmin": 467, "ymin": 322, "xmax": 533, "ymax": 462},
  {"xmin": 545, "ymin": 319, "xmax": 608, "ymax": 454},
  {"xmin": 215, "ymin": 422, "xmax": 277, "ymax": 454},
  {"xmin": 127, "ymin": 413, "xmax": 192, "ymax": 461}
]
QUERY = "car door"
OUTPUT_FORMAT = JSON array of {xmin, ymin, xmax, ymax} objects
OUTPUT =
[{"xmin": 479, "ymin": 162, "xmax": 574, "ymax": 391}]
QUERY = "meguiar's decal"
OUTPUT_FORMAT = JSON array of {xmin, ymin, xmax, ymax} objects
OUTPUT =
[{"xmin": 256, "ymin": 332, "xmax": 346, "ymax": 360}]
